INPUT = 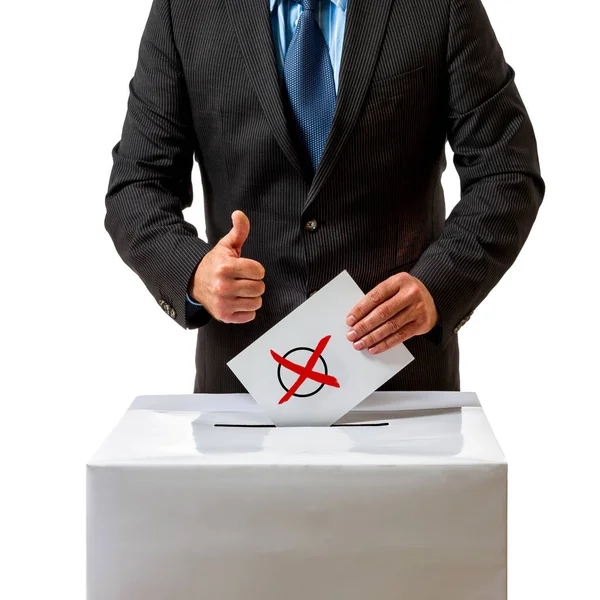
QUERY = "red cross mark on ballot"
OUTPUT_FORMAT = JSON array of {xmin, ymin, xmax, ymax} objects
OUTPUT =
[{"xmin": 270, "ymin": 334, "xmax": 341, "ymax": 405}]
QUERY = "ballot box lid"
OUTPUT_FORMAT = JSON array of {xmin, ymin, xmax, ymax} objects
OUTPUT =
[{"xmin": 87, "ymin": 392, "xmax": 506, "ymax": 467}]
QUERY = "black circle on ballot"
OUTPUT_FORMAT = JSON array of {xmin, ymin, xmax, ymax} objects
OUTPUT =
[{"xmin": 276, "ymin": 346, "xmax": 329, "ymax": 398}]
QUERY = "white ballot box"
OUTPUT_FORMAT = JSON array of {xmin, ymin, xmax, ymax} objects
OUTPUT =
[{"xmin": 87, "ymin": 392, "xmax": 507, "ymax": 600}]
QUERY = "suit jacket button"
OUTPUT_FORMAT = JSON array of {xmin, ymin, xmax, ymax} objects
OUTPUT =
[
  {"xmin": 304, "ymin": 218, "xmax": 318, "ymax": 232},
  {"xmin": 169, "ymin": 308, "xmax": 176, "ymax": 319}
]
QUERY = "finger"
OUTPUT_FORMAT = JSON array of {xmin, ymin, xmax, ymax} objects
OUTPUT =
[
  {"xmin": 350, "ymin": 306, "xmax": 414, "ymax": 350},
  {"xmin": 218, "ymin": 210, "xmax": 250, "ymax": 256},
  {"xmin": 227, "ymin": 310, "xmax": 256, "ymax": 324},
  {"xmin": 230, "ymin": 279, "xmax": 266, "ymax": 298},
  {"xmin": 347, "ymin": 292, "xmax": 411, "ymax": 343},
  {"xmin": 366, "ymin": 320, "xmax": 421, "ymax": 355},
  {"xmin": 345, "ymin": 279, "xmax": 397, "ymax": 328},
  {"xmin": 229, "ymin": 296, "xmax": 263, "ymax": 312},
  {"xmin": 210, "ymin": 295, "xmax": 260, "ymax": 322},
  {"xmin": 221, "ymin": 257, "xmax": 265, "ymax": 280}
]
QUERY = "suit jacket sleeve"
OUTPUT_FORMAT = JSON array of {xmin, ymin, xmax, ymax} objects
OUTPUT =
[
  {"xmin": 186, "ymin": 290, "xmax": 213, "ymax": 327},
  {"xmin": 409, "ymin": 0, "xmax": 545, "ymax": 351},
  {"xmin": 104, "ymin": 0, "xmax": 213, "ymax": 330}
]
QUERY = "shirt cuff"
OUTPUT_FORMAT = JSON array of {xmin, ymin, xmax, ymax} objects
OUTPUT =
[{"xmin": 186, "ymin": 292, "xmax": 203, "ymax": 307}]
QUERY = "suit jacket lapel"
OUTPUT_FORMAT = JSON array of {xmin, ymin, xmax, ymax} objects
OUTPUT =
[
  {"xmin": 223, "ymin": 0, "xmax": 395, "ymax": 209},
  {"xmin": 223, "ymin": 0, "xmax": 312, "ymax": 183},
  {"xmin": 304, "ymin": 0, "xmax": 395, "ymax": 211}
]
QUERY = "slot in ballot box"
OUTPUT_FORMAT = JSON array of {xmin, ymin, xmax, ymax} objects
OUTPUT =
[{"xmin": 87, "ymin": 392, "xmax": 507, "ymax": 600}]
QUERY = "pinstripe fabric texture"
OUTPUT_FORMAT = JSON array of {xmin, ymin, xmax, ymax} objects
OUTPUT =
[{"xmin": 105, "ymin": 0, "xmax": 545, "ymax": 394}]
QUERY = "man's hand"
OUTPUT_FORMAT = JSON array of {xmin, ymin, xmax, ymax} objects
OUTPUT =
[
  {"xmin": 345, "ymin": 271, "xmax": 439, "ymax": 354},
  {"xmin": 188, "ymin": 210, "xmax": 265, "ymax": 324}
]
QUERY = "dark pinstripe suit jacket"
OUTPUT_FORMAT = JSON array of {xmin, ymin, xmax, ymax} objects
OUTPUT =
[{"xmin": 105, "ymin": 0, "xmax": 545, "ymax": 393}]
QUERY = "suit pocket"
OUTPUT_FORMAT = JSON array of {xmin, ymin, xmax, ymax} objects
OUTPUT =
[{"xmin": 363, "ymin": 65, "xmax": 425, "ymax": 109}]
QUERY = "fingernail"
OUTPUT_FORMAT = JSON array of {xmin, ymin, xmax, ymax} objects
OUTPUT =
[
  {"xmin": 368, "ymin": 347, "xmax": 379, "ymax": 355},
  {"xmin": 353, "ymin": 340, "xmax": 365, "ymax": 350},
  {"xmin": 346, "ymin": 315, "xmax": 356, "ymax": 326},
  {"xmin": 347, "ymin": 330, "xmax": 358, "ymax": 342}
]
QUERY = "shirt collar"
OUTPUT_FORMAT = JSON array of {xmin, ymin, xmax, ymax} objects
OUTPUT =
[{"xmin": 269, "ymin": 0, "xmax": 348, "ymax": 13}]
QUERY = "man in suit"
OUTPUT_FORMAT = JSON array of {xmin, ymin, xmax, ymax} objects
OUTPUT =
[{"xmin": 105, "ymin": 0, "xmax": 544, "ymax": 393}]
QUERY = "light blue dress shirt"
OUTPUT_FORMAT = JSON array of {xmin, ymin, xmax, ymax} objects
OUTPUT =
[
  {"xmin": 187, "ymin": 0, "xmax": 348, "ymax": 311},
  {"xmin": 270, "ymin": 0, "xmax": 347, "ymax": 93}
]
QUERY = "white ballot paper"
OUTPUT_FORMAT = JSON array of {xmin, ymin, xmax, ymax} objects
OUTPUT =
[{"xmin": 227, "ymin": 270, "xmax": 415, "ymax": 426}]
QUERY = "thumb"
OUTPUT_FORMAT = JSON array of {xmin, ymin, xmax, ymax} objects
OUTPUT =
[{"xmin": 218, "ymin": 210, "xmax": 250, "ymax": 257}]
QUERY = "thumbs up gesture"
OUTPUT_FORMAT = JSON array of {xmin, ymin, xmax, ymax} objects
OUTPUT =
[{"xmin": 188, "ymin": 210, "xmax": 265, "ymax": 324}]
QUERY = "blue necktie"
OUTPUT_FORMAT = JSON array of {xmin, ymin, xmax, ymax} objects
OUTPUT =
[{"xmin": 283, "ymin": 0, "xmax": 337, "ymax": 175}]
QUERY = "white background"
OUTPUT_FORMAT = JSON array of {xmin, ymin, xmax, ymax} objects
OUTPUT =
[{"xmin": 1, "ymin": 0, "xmax": 598, "ymax": 597}]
